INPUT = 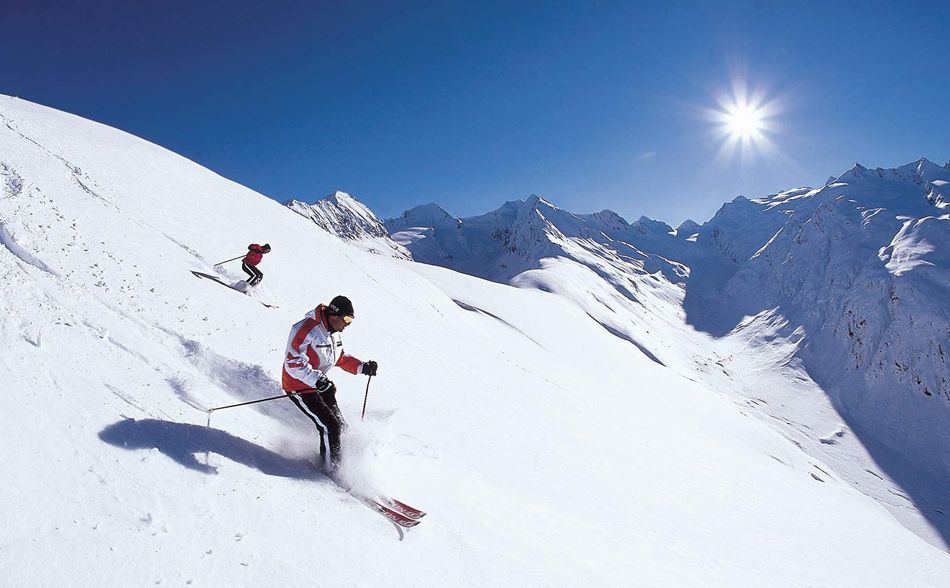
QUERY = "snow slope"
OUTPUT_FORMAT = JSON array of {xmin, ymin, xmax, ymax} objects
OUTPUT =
[
  {"xmin": 680, "ymin": 164, "xmax": 950, "ymax": 545},
  {"xmin": 386, "ymin": 163, "xmax": 950, "ymax": 549},
  {"xmin": 2, "ymin": 95, "xmax": 949, "ymax": 585}
]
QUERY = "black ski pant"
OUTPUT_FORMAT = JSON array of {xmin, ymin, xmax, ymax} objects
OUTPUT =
[
  {"xmin": 242, "ymin": 262, "xmax": 263, "ymax": 286},
  {"xmin": 289, "ymin": 389, "xmax": 347, "ymax": 470}
]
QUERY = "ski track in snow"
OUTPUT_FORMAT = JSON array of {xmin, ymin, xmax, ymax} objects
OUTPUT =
[{"xmin": 0, "ymin": 219, "xmax": 60, "ymax": 275}]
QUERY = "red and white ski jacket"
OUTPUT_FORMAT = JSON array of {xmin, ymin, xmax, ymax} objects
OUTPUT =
[{"xmin": 282, "ymin": 304, "xmax": 363, "ymax": 392}]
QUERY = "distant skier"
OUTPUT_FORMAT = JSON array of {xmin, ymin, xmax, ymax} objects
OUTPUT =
[
  {"xmin": 282, "ymin": 295, "xmax": 378, "ymax": 473},
  {"xmin": 242, "ymin": 243, "xmax": 270, "ymax": 286}
]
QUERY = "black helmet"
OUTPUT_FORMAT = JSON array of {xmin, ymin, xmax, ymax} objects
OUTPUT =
[
  {"xmin": 327, "ymin": 295, "xmax": 354, "ymax": 317},
  {"xmin": 262, "ymin": 243, "xmax": 272, "ymax": 252}
]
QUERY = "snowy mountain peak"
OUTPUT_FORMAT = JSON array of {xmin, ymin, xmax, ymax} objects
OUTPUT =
[
  {"xmin": 288, "ymin": 190, "xmax": 381, "ymax": 236},
  {"xmin": 837, "ymin": 158, "xmax": 949, "ymax": 185},
  {"xmin": 387, "ymin": 203, "xmax": 460, "ymax": 231},
  {"xmin": 675, "ymin": 219, "xmax": 702, "ymax": 237},
  {"xmin": 631, "ymin": 215, "xmax": 674, "ymax": 235},
  {"xmin": 895, "ymin": 157, "xmax": 947, "ymax": 184},
  {"xmin": 842, "ymin": 162, "xmax": 869, "ymax": 178},
  {"xmin": 829, "ymin": 159, "xmax": 950, "ymax": 211},
  {"xmin": 493, "ymin": 194, "xmax": 560, "ymax": 216},
  {"xmin": 322, "ymin": 190, "xmax": 360, "ymax": 206},
  {"xmin": 579, "ymin": 209, "xmax": 631, "ymax": 233},
  {"xmin": 287, "ymin": 191, "xmax": 411, "ymax": 259},
  {"xmin": 526, "ymin": 193, "xmax": 558, "ymax": 210}
]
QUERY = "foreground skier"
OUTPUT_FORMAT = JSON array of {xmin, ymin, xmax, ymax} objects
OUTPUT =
[{"xmin": 282, "ymin": 295, "xmax": 378, "ymax": 473}]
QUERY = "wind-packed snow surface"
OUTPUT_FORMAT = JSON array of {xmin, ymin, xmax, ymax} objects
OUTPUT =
[{"xmin": 1, "ymin": 95, "xmax": 949, "ymax": 586}]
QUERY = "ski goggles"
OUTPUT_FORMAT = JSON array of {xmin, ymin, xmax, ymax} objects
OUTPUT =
[{"xmin": 342, "ymin": 315, "xmax": 354, "ymax": 324}]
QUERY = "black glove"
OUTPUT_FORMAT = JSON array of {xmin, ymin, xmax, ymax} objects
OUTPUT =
[
  {"xmin": 361, "ymin": 360, "xmax": 378, "ymax": 376},
  {"xmin": 315, "ymin": 375, "xmax": 336, "ymax": 394}
]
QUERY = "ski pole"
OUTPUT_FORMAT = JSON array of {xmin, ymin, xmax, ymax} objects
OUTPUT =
[
  {"xmin": 361, "ymin": 375, "xmax": 373, "ymax": 421},
  {"xmin": 204, "ymin": 390, "xmax": 312, "ymax": 467},
  {"xmin": 208, "ymin": 390, "xmax": 310, "ymax": 413},
  {"xmin": 213, "ymin": 254, "xmax": 244, "ymax": 267}
]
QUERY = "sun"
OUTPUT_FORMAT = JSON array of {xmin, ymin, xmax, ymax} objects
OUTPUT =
[
  {"xmin": 707, "ymin": 83, "xmax": 781, "ymax": 160},
  {"xmin": 725, "ymin": 102, "xmax": 764, "ymax": 140}
]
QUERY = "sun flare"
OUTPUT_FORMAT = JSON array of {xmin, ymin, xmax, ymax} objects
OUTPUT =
[
  {"xmin": 708, "ymin": 83, "xmax": 780, "ymax": 160},
  {"xmin": 725, "ymin": 102, "xmax": 764, "ymax": 139}
]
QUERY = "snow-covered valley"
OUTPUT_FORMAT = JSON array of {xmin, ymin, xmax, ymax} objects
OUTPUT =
[{"xmin": 2, "ymin": 95, "xmax": 948, "ymax": 586}]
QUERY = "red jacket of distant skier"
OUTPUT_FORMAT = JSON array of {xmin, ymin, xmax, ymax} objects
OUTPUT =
[{"xmin": 243, "ymin": 244, "xmax": 265, "ymax": 266}]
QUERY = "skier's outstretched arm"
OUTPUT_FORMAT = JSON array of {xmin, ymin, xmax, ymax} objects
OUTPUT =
[{"xmin": 337, "ymin": 354, "xmax": 377, "ymax": 376}]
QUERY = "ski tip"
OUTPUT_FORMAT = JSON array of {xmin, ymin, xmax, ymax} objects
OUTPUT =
[
  {"xmin": 358, "ymin": 496, "xmax": 422, "ymax": 528},
  {"xmin": 378, "ymin": 496, "xmax": 427, "ymax": 520}
]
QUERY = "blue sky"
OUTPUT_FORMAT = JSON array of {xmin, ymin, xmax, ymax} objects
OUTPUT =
[{"xmin": 3, "ymin": 1, "xmax": 949, "ymax": 224}]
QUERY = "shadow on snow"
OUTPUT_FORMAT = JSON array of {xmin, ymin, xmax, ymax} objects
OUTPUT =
[
  {"xmin": 681, "ymin": 258, "xmax": 950, "ymax": 550},
  {"xmin": 99, "ymin": 418, "xmax": 320, "ymax": 479}
]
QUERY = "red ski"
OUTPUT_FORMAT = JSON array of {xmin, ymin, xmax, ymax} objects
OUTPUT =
[
  {"xmin": 377, "ymin": 496, "xmax": 426, "ymax": 521},
  {"xmin": 329, "ymin": 476, "xmax": 426, "ymax": 531},
  {"xmin": 356, "ymin": 495, "xmax": 422, "ymax": 528}
]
